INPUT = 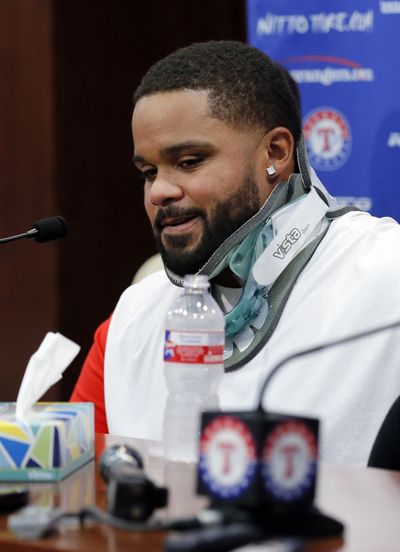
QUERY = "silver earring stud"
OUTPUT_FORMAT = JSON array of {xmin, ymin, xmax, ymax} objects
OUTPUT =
[{"xmin": 266, "ymin": 165, "xmax": 276, "ymax": 176}]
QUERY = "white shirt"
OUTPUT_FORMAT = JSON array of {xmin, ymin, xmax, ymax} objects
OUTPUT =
[{"xmin": 105, "ymin": 211, "xmax": 400, "ymax": 465}]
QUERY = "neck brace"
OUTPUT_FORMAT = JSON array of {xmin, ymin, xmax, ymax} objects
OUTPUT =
[{"xmin": 223, "ymin": 184, "xmax": 330, "ymax": 341}]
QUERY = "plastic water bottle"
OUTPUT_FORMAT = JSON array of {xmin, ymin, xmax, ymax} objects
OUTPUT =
[{"xmin": 163, "ymin": 274, "xmax": 225, "ymax": 462}]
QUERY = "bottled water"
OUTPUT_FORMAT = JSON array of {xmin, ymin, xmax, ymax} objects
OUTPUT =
[{"xmin": 163, "ymin": 274, "xmax": 225, "ymax": 462}]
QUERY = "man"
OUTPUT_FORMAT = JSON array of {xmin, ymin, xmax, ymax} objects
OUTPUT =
[{"xmin": 71, "ymin": 40, "xmax": 400, "ymax": 465}]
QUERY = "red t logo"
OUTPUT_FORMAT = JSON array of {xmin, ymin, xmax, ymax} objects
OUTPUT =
[
  {"xmin": 317, "ymin": 127, "xmax": 335, "ymax": 151},
  {"xmin": 281, "ymin": 445, "xmax": 299, "ymax": 478},
  {"xmin": 218, "ymin": 442, "xmax": 236, "ymax": 474}
]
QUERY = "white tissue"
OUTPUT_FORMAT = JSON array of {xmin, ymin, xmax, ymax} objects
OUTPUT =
[{"xmin": 15, "ymin": 332, "xmax": 80, "ymax": 420}]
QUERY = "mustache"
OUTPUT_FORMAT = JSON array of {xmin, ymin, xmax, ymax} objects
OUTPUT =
[{"xmin": 154, "ymin": 206, "xmax": 205, "ymax": 231}]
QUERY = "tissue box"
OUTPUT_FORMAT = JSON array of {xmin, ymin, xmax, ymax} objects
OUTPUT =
[{"xmin": 0, "ymin": 402, "xmax": 94, "ymax": 482}]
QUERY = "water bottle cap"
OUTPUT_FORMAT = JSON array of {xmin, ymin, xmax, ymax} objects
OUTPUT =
[{"xmin": 183, "ymin": 274, "xmax": 210, "ymax": 289}]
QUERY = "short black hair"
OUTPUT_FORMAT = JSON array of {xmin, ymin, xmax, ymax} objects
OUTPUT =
[
  {"xmin": 278, "ymin": 63, "xmax": 301, "ymax": 112},
  {"xmin": 134, "ymin": 40, "xmax": 302, "ymax": 147}
]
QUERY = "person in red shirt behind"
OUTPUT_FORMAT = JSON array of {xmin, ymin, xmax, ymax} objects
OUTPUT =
[{"xmin": 70, "ymin": 318, "xmax": 111, "ymax": 433}]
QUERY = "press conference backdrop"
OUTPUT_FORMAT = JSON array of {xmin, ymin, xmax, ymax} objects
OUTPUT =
[{"xmin": 247, "ymin": 0, "xmax": 400, "ymax": 221}]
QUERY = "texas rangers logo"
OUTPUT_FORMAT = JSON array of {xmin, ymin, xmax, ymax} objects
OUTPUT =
[
  {"xmin": 303, "ymin": 107, "xmax": 352, "ymax": 171},
  {"xmin": 198, "ymin": 416, "xmax": 257, "ymax": 499},
  {"xmin": 262, "ymin": 421, "xmax": 317, "ymax": 501}
]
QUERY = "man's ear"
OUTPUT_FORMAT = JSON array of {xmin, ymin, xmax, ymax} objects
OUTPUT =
[{"xmin": 262, "ymin": 127, "xmax": 295, "ymax": 184}]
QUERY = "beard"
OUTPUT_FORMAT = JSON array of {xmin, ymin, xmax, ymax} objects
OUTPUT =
[{"xmin": 151, "ymin": 166, "xmax": 261, "ymax": 277}]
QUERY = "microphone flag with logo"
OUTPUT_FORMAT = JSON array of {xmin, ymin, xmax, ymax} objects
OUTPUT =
[{"xmin": 196, "ymin": 317, "xmax": 400, "ymax": 539}]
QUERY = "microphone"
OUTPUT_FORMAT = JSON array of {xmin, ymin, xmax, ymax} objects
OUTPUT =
[
  {"xmin": 0, "ymin": 216, "xmax": 68, "ymax": 245},
  {"xmin": 196, "ymin": 316, "xmax": 400, "ymax": 542},
  {"xmin": 98, "ymin": 445, "xmax": 168, "ymax": 522}
]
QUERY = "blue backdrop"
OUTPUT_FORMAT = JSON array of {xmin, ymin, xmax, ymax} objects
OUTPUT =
[{"xmin": 247, "ymin": 0, "xmax": 400, "ymax": 220}]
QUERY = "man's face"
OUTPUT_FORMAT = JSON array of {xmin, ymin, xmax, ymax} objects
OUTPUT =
[{"xmin": 132, "ymin": 90, "xmax": 273, "ymax": 276}]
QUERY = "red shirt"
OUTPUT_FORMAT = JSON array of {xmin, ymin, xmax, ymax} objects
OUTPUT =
[{"xmin": 70, "ymin": 318, "xmax": 110, "ymax": 433}]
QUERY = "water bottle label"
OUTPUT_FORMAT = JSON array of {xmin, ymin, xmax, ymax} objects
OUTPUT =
[{"xmin": 164, "ymin": 330, "xmax": 224, "ymax": 364}]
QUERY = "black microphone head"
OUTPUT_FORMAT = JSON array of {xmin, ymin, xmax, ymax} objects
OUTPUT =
[{"xmin": 32, "ymin": 216, "xmax": 68, "ymax": 243}]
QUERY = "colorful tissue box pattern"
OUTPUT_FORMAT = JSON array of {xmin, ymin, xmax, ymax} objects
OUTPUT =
[{"xmin": 0, "ymin": 402, "xmax": 94, "ymax": 481}]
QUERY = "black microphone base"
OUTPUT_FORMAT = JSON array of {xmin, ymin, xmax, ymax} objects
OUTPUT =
[
  {"xmin": 216, "ymin": 503, "xmax": 344, "ymax": 539},
  {"xmin": 165, "ymin": 506, "xmax": 344, "ymax": 552}
]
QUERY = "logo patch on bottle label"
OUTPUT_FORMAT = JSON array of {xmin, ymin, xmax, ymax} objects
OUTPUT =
[
  {"xmin": 262, "ymin": 421, "xmax": 317, "ymax": 501},
  {"xmin": 199, "ymin": 415, "xmax": 257, "ymax": 499},
  {"xmin": 164, "ymin": 330, "xmax": 224, "ymax": 364}
]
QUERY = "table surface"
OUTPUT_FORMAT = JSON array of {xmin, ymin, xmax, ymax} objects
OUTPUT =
[{"xmin": 0, "ymin": 433, "xmax": 399, "ymax": 551}]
